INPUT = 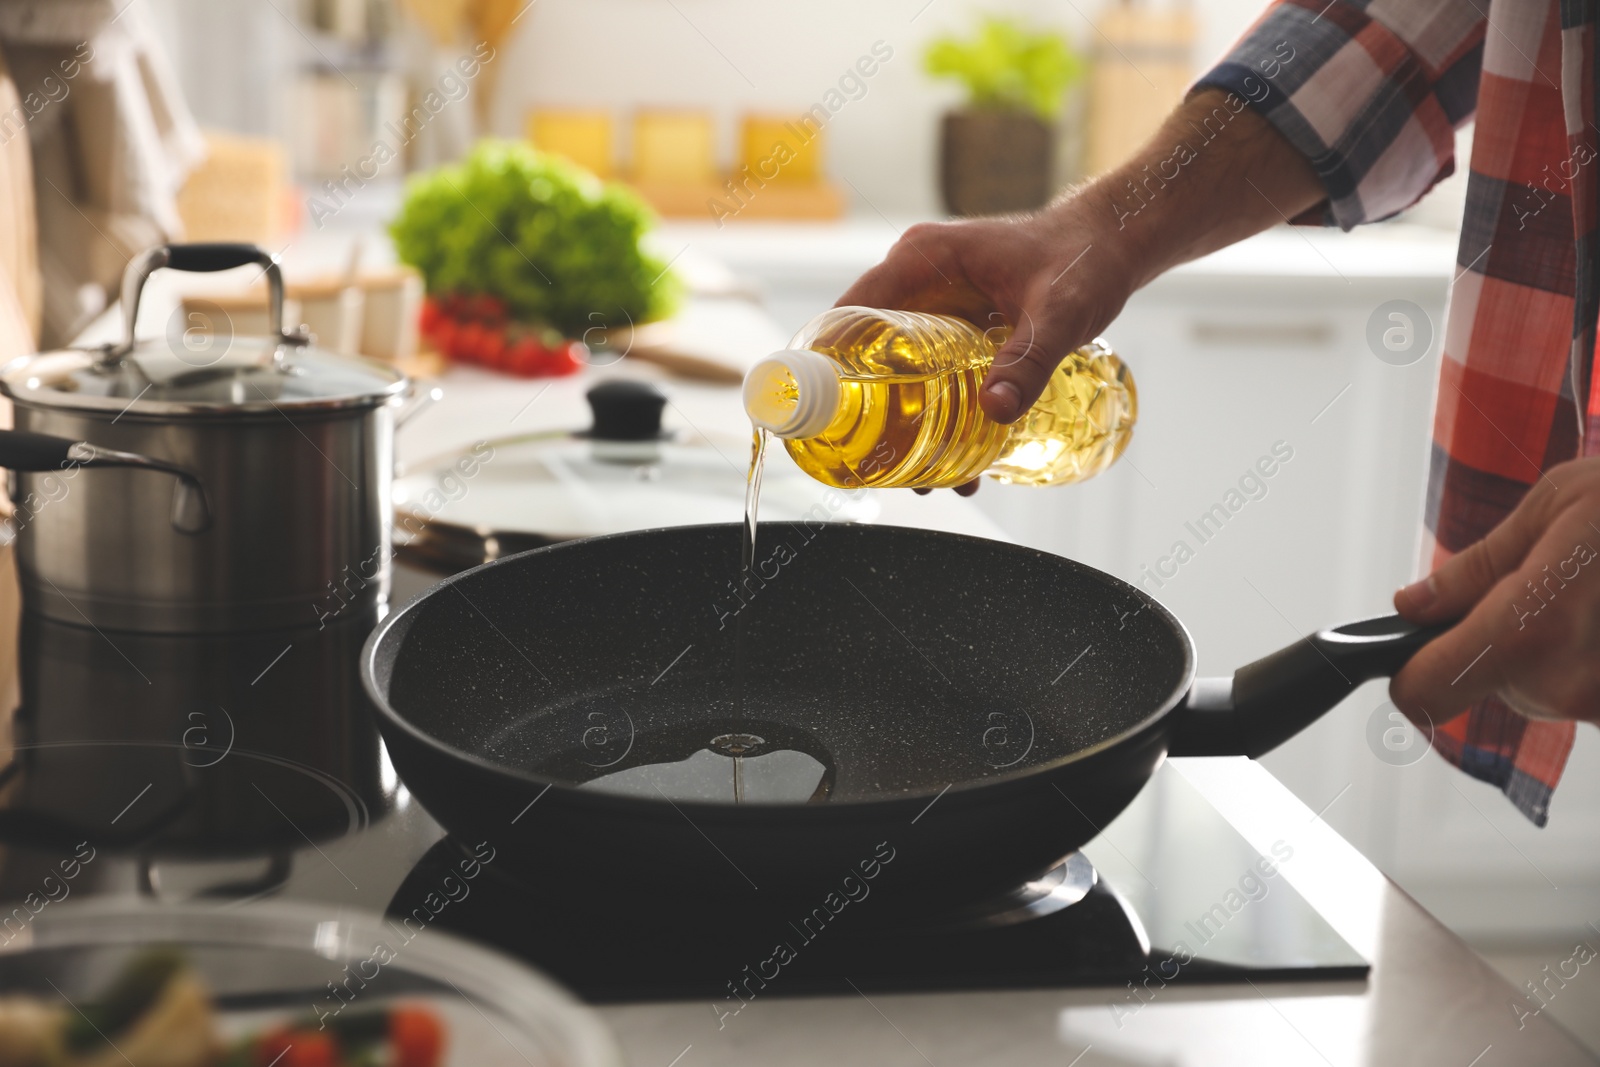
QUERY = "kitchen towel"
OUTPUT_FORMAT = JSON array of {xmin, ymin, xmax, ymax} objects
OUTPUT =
[
  {"xmin": 1430, "ymin": 695, "xmax": 1574, "ymax": 828},
  {"xmin": 1198, "ymin": 0, "xmax": 1594, "ymax": 824}
]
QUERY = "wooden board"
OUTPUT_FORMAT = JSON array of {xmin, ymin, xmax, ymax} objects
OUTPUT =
[{"xmin": 631, "ymin": 178, "xmax": 846, "ymax": 222}]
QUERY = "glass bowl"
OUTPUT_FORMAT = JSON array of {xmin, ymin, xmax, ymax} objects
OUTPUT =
[{"xmin": 0, "ymin": 898, "xmax": 622, "ymax": 1066}]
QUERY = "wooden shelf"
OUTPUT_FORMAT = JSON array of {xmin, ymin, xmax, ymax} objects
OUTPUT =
[{"xmin": 630, "ymin": 178, "xmax": 846, "ymax": 222}]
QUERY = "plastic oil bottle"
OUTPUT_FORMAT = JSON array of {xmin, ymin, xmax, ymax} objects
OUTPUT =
[{"xmin": 742, "ymin": 306, "xmax": 1137, "ymax": 489}]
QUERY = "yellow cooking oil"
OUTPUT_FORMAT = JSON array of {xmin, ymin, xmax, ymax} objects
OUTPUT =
[{"xmin": 742, "ymin": 306, "xmax": 1137, "ymax": 489}]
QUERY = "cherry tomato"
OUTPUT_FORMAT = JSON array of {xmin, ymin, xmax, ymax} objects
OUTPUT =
[
  {"xmin": 481, "ymin": 327, "xmax": 511, "ymax": 370},
  {"xmin": 428, "ymin": 319, "xmax": 456, "ymax": 358},
  {"xmin": 505, "ymin": 337, "xmax": 542, "ymax": 377},
  {"xmin": 529, "ymin": 345, "xmax": 562, "ymax": 377},
  {"xmin": 254, "ymin": 1029, "xmax": 338, "ymax": 1067},
  {"xmin": 454, "ymin": 321, "xmax": 489, "ymax": 363},
  {"xmin": 391, "ymin": 1006, "xmax": 447, "ymax": 1067},
  {"xmin": 547, "ymin": 340, "xmax": 586, "ymax": 377},
  {"xmin": 252, "ymin": 1028, "xmax": 293, "ymax": 1066},
  {"xmin": 469, "ymin": 294, "xmax": 507, "ymax": 324},
  {"xmin": 418, "ymin": 297, "xmax": 442, "ymax": 338}
]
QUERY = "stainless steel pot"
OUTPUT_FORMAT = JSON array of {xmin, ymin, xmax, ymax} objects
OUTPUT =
[{"xmin": 0, "ymin": 242, "xmax": 416, "ymax": 633}]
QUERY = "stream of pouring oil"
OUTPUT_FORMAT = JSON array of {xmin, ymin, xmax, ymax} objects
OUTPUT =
[{"xmin": 733, "ymin": 426, "xmax": 770, "ymax": 803}]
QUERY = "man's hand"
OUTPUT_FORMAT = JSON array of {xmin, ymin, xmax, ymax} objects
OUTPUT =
[
  {"xmin": 1391, "ymin": 456, "xmax": 1600, "ymax": 725},
  {"xmin": 835, "ymin": 90, "xmax": 1325, "ymax": 429},
  {"xmin": 835, "ymin": 212, "xmax": 1134, "ymax": 425}
]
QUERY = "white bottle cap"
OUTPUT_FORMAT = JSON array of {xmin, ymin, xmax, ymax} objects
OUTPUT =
[{"xmin": 742, "ymin": 348, "xmax": 843, "ymax": 438}]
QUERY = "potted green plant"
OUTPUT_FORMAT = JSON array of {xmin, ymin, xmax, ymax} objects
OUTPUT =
[{"xmin": 924, "ymin": 17, "xmax": 1085, "ymax": 216}]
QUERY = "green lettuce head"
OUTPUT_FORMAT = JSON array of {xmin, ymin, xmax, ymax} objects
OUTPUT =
[{"xmin": 390, "ymin": 140, "xmax": 680, "ymax": 336}]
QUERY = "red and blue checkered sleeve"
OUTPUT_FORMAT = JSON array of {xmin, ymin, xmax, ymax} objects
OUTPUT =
[{"xmin": 1194, "ymin": 0, "xmax": 1485, "ymax": 229}]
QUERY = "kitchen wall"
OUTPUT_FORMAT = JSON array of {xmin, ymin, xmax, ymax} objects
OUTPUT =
[
  {"xmin": 489, "ymin": 0, "xmax": 1265, "ymax": 219},
  {"xmin": 146, "ymin": 0, "xmax": 1268, "ymax": 220},
  {"xmin": 145, "ymin": 0, "xmax": 291, "ymax": 138}
]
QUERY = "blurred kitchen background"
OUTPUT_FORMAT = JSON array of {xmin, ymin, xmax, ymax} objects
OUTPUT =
[{"xmin": 3, "ymin": 0, "xmax": 1593, "ymax": 1044}]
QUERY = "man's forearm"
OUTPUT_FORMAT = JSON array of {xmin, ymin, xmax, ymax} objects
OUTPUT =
[
  {"xmin": 833, "ymin": 87, "xmax": 1330, "ymax": 422},
  {"xmin": 1054, "ymin": 89, "xmax": 1325, "ymax": 290}
]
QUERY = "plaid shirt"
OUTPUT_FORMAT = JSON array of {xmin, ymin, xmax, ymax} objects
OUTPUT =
[{"xmin": 1197, "ymin": 0, "xmax": 1599, "ymax": 824}]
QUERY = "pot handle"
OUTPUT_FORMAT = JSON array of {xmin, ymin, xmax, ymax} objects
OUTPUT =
[
  {"xmin": 112, "ymin": 242, "xmax": 305, "ymax": 362},
  {"xmin": 396, "ymin": 385, "xmax": 443, "ymax": 429},
  {"xmin": 0, "ymin": 429, "xmax": 212, "ymax": 534},
  {"xmin": 1168, "ymin": 613, "xmax": 1451, "ymax": 758}
]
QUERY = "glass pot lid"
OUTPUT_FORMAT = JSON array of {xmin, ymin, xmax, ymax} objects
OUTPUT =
[
  {"xmin": 0, "ymin": 243, "xmax": 408, "ymax": 416},
  {"xmin": 394, "ymin": 380, "xmax": 879, "ymax": 542}
]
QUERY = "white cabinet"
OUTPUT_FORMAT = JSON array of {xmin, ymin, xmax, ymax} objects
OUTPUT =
[
  {"xmin": 992, "ymin": 230, "xmax": 1600, "ymax": 941},
  {"xmin": 982, "ymin": 232, "xmax": 1450, "ymax": 655}
]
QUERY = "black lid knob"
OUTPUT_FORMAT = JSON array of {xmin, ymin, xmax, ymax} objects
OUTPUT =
[{"xmin": 586, "ymin": 380, "xmax": 668, "ymax": 441}]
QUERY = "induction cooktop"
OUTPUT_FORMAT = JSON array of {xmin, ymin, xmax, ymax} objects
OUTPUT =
[{"xmin": 386, "ymin": 765, "xmax": 1367, "ymax": 1003}]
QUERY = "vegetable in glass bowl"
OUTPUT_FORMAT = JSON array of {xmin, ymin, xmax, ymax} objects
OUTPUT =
[
  {"xmin": 0, "ymin": 945, "xmax": 447, "ymax": 1067},
  {"xmin": 0, "ymin": 900, "xmax": 619, "ymax": 1067}
]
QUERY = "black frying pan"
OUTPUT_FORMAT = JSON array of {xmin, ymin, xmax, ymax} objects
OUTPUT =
[{"xmin": 362, "ymin": 523, "xmax": 1440, "ymax": 910}]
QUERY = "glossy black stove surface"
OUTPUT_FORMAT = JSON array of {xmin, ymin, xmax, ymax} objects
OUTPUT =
[
  {"xmin": 387, "ymin": 766, "xmax": 1368, "ymax": 1003},
  {"xmin": 0, "ymin": 606, "xmax": 390, "ymax": 840}
]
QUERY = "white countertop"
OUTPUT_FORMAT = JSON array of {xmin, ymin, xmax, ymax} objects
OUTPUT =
[{"xmin": 653, "ymin": 217, "xmax": 1462, "ymax": 285}]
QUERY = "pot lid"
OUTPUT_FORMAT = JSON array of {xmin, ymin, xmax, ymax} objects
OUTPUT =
[
  {"xmin": 0, "ymin": 242, "xmax": 408, "ymax": 417},
  {"xmin": 394, "ymin": 380, "xmax": 878, "ymax": 546},
  {"xmin": 0, "ymin": 341, "xmax": 409, "ymax": 417}
]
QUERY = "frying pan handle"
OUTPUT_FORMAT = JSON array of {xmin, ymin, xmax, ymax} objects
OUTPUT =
[{"xmin": 1169, "ymin": 613, "xmax": 1450, "ymax": 758}]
